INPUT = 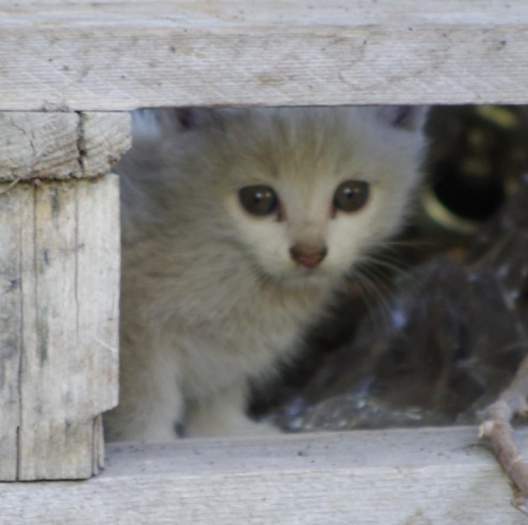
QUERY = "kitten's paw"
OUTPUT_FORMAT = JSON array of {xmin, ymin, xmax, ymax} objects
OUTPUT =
[
  {"xmin": 229, "ymin": 418, "xmax": 280, "ymax": 437},
  {"xmin": 186, "ymin": 411, "xmax": 280, "ymax": 438}
]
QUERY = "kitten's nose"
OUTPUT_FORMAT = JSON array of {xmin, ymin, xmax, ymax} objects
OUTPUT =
[{"xmin": 290, "ymin": 244, "xmax": 328, "ymax": 269}]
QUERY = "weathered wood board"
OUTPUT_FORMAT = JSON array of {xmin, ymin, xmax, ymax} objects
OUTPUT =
[
  {"xmin": 1, "ymin": 1, "xmax": 528, "ymax": 110},
  {"xmin": 0, "ymin": 175, "xmax": 120, "ymax": 480},
  {"xmin": 0, "ymin": 111, "xmax": 128, "ymax": 479},
  {"xmin": 1, "ymin": 427, "xmax": 526, "ymax": 524},
  {"xmin": 0, "ymin": 112, "xmax": 130, "ymax": 181}
]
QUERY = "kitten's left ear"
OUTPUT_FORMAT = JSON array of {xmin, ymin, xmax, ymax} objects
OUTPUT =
[{"xmin": 376, "ymin": 105, "xmax": 429, "ymax": 132}]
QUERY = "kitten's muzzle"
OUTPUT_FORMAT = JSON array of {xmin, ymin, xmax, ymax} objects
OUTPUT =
[{"xmin": 289, "ymin": 244, "xmax": 328, "ymax": 269}]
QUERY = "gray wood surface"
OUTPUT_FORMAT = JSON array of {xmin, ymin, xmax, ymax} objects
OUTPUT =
[
  {"xmin": 0, "ymin": 175, "xmax": 120, "ymax": 480},
  {"xmin": 0, "ymin": 186, "xmax": 26, "ymax": 480},
  {"xmin": 1, "ymin": 1, "xmax": 528, "ymax": 110},
  {"xmin": 0, "ymin": 112, "xmax": 130, "ymax": 181},
  {"xmin": 0, "ymin": 427, "xmax": 525, "ymax": 524}
]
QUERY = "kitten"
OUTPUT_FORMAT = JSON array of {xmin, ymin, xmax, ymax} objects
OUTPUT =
[{"xmin": 105, "ymin": 106, "xmax": 428, "ymax": 441}]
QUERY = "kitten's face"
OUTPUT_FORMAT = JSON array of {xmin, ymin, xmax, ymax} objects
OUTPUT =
[{"xmin": 212, "ymin": 107, "xmax": 427, "ymax": 287}]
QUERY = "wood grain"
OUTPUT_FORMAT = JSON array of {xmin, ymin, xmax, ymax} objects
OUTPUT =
[
  {"xmin": 0, "ymin": 112, "xmax": 130, "ymax": 181},
  {"xmin": 0, "ymin": 427, "xmax": 525, "ymax": 523},
  {"xmin": 0, "ymin": 175, "xmax": 120, "ymax": 480},
  {"xmin": 0, "ymin": 186, "xmax": 28, "ymax": 480},
  {"xmin": 81, "ymin": 113, "xmax": 131, "ymax": 178},
  {"xmin": 0, "ymin": 113, "xmax": 79, "ymax": 181},
  {"xmin": 1, "ymin": 1, "xmax": 528, "ymax": 110}
]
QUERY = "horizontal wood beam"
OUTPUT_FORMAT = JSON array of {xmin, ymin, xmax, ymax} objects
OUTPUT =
[
  {"xmin": 1, "ymin": 427, "xmax": 526, "ymax": 523},
  {"xmin": 1, "ymin": 1, "xmax": 528, "ymax": 110}
]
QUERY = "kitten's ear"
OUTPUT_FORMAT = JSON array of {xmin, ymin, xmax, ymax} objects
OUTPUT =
[
  {"xmin": 171, "ymin": 108, "xmax": 212, "ymax": 130},
  {"xmin": 173, "ymin": 107, "xmax": 230, "ymax": 131},
  {"xmin": 131, "ymin": 108, "xmax": 222, "ymax": 144},
  {"xmin": 376, "ymin": 105, "xmax": 429, "ymax": 132},
  {"xmin": 173, "ymin": 108, "xmax": 197, "ymax": 130}
]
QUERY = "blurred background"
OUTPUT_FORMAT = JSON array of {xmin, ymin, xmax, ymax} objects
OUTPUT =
[{"xmin": 251, "ymin": 105, "xmax": 528, "ymax": 432}]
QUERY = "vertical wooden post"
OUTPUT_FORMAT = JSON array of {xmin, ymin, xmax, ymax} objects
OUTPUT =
[{"xmin": 0, "ymin": 112, "xmax": 129, "ymax": 480}]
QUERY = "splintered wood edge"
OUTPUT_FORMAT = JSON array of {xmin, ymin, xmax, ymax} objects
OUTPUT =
[
  {"xmin": 1, "ymin": 427, "xmax": 527, "ymax": 524},
  {"xmin": 0, "ymin": 112, "xmax": 130, "ymax": 181}
]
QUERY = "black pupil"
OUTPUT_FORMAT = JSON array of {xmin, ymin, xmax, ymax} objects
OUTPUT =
[
  {"xmin": 239, "ymin": 186, "xmax": 278, "ymax": 216},
  {"xmin": 343, "ymin": 187, "xmax": 357, "ymax": 199},
  {"xmin": 334, "ymin": 181, "xmax": 369, "ymax": 212}
]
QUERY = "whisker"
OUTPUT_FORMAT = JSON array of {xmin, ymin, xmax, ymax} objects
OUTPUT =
[
  {"xmin": 359, "ymin": 269, "xmax": 395, "ymax": 323},
  {"xmin": 381, "ymin": 237, "xmax": 435, "ymax": 250},
  {"xmin": 349, "ymin": 270, "xmax": 381, "ymax": 327},
  {"xmin": 351, "ymin": 267, "xmax": 394, "ymax": 328},
  {"xmin": 359, "ymin": 253, "xmax": 410, "ymax": 280}
]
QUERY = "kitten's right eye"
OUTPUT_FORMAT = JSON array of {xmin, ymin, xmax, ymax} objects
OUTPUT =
[
  {"xmin": 238, "ymin": 185, "xmax": 278, "ymax": 216},
  {"xmin": 333, "ymin": 180, "xmax": 370, "ymax": 213}
]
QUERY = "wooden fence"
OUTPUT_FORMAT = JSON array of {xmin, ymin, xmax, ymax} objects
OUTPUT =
[{"xmin": 1, "ymin": 1, "xmax": 527, "ymax": 523}]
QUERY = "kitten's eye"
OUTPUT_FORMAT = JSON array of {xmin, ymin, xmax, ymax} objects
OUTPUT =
[
  {"xmin": 238, "ymin": 185, "xmax": 279, "ymax": 216},
  {"xmin": 333, "ymin": 180, "xmax": 370, "ymax": 213}
]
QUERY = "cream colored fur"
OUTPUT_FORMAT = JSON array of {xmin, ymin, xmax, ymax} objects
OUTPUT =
[{"xmin": 105, "ymin": 106, "xmax": 427, "ymax": 442}]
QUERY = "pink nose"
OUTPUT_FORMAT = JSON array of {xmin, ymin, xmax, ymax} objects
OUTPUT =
[{"xmin": 290, "ymin": 244, "xmax": 328, "ymax": 269}]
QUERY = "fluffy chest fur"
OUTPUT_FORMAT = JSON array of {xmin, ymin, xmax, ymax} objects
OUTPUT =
[{"xmin": 121, "ymin": 230, "xmax": 333, "ymax": 400}]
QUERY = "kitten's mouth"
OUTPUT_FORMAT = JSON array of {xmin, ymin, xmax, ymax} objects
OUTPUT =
[
  {"xmin": 297, "ymin": 265, "xmax": 322, "ymax": 274},
  {"xmin": 285, "ymin": 264, "xmax": 331, "ymax": 287},
  {"xmin": 249, "ymin": 256, "xmax": 330, "ymax": 290}
]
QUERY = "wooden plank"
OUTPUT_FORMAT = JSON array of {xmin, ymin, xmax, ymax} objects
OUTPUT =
[
  {"xmin": 0, "ymin": 113, "xmax": 80, "ymax": 181},
  {"xmin": 0, "ymin": 175, "xmax": 120, "ymax": 480},
  {"xmin": 80, "ymin": 113, "xmax": 131, "ymax": 178},
  {"xmin": 1, "ymin": 1, "xmax": 528, "ymax": 109},
  {"xmin": 0, "ymin": 427, "xmax": 525, "ymax": 523},
  {"xmin": 0, "ymin": 112, "xmax": 130, "ymax": 181},
  {"xmin": 75, "ymin": 174, "xmax": 120, "ymax": 474},
  {"xmin": 0, "ymin": 185, "xmax": 31, "ymax": 480}
]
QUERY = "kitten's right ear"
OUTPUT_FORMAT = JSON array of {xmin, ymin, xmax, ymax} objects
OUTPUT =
[
  {"xmin": 376, "ymin": 106, "xmax": 429, "ymax": 132},
  {"xmin": 174, "ymin": 108, "xmax": 196, "ymax": 130},
  {"xmin": 173, "ymin": 107, "xmax": 226, "ymax": 131}
]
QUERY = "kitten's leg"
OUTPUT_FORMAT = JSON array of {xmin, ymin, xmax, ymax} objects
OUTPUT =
[
  {"xmin": 185, "ymin": 381, "xmax": 278, "ymax": 437},
  {"xmin": 105, "ymin": 346, "xmax": 185, "ymax": 443},
  {"xmin": 107, "ymin": 388, "xmax": 184, "ymax": 443}
]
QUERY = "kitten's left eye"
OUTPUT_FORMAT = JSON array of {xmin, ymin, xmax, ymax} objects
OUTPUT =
[
  {"xmin": 238, "ymin": 185, "xmax": 279, "ymax": 216},
  {"xmin": 333, "ymin": 180, "xmax": 370, "ymax": 213}
]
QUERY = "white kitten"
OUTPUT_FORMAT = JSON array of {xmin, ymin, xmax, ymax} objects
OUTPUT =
[{"xmin": 105, "ymin": 106, "xmax": 427, "ymax": 441}]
